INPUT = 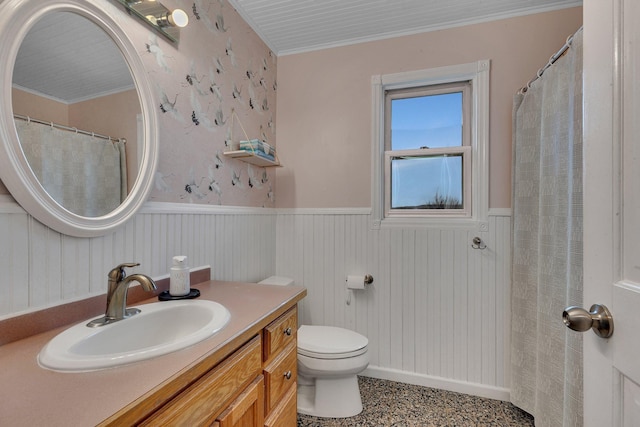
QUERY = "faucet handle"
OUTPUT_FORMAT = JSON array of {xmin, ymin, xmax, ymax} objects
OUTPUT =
[{"xmin": 108, "ymin": 263, "xmax": 140, "ymax": 281}]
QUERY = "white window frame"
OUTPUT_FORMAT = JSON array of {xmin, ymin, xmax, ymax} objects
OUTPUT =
[
  {"xmin": 384, "ymin": 81, "xmax": 472, "ymax": 218},
  {"xmin": 371, "ymin": 60, "xmax": 490, "ymax": 229}
]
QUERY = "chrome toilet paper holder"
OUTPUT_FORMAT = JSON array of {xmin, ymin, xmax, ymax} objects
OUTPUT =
[{"xmin": 346, "ymin": 274, "xmax": 373, "ymax": 305}]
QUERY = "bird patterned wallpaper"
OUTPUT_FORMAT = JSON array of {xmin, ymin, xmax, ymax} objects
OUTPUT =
[{"xmin": 136, "ymin": 0, "xmax": 277, "ymax": 207}]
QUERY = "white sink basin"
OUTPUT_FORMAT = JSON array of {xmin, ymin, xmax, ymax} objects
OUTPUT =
[{"xmin": 38, "ymin": 300, "xmax": 230, "ymax": 372}]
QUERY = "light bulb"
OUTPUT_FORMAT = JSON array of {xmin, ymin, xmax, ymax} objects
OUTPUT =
[{"xmin": 168, "ymin": 9, "xmax": 188, "ymax": 28}]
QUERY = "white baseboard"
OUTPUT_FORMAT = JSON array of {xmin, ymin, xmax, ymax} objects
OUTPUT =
[{"xmin": 362, "ymin": 365, "xmax": 511, "ymax": 402}]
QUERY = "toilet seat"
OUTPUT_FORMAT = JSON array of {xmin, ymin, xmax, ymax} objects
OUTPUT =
[{"xmin": 298, "ymin": 325, "xmax": 368, "ymax": 359}]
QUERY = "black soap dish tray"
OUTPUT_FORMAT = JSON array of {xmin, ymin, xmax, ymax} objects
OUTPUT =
[{"xmin": 158, "ymin": 289, "xmax": 200, "ymax": 301}]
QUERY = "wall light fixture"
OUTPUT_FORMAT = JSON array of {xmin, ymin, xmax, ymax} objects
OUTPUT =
[
  {"xmin": 150, "ymin": 9, "xmax": 189, "ymax": 28},
  {"xmin": 117, "ymin": 0, "xmax": 188, "ymax": 43}
]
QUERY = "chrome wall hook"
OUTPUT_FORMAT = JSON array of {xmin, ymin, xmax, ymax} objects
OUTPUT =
[{"xmin": 471, "ymin": 237, "xmax": 486, "ymax": 250}]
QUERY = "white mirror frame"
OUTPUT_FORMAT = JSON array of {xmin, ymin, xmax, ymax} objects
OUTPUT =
[{"xmin": 0, "ymin": 0, "xmax": 158, "ymax": 237}]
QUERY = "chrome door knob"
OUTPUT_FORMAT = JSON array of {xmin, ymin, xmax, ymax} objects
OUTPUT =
[{"xmin": 563, "ymin": 304, "xmax": 614, "ymax": 338}]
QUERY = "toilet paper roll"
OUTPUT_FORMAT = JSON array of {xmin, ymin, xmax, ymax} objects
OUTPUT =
[{"xmin": 346, "ymin": 275, "xmax": 366, "ymax": 290}]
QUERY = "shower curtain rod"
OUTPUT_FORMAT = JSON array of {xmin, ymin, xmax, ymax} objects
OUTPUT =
[
  {"xmin": 518, "ymin": 26, "xmax": 583, "ymax": 94},
  {"xmin": 13, "ymin": 114, "xmax": 126, "ymax": 144}
]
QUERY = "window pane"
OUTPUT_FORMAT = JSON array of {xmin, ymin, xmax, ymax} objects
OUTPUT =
[
  {"xmin": 391, "ymin": 92, "xmax": 463, "ymax": 150},
  {"xmin": 390, "ymin": 154, "xmax": 463, "ymax": 209}
]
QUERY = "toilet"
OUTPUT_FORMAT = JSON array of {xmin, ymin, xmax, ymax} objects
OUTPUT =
[{"xmin": 258, "ymin": 276, "xmax": 370, "ymax": 418}]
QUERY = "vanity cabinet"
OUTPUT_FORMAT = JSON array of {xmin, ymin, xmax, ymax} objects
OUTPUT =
[
  {"xmin": 215, "ymin": 375, "xmax": 265, "ymax": 427},
  {"xmin": 140, "ymin": 335, "xmax": 263, "ymax": 426},
  {"xmin": 263, "ymin": 307, "xmax": 298, "ymax": 426},
  {"xmin": 263, "ymin": 306, "xmax": 297, "ymax": 362},
  {"xmin": 0, "ymin": 280, "xmax": 306, "ymax": 426},
  {"xmin": 104, "ymin": 306, "xmax": 299, "ymax": 427},
  {"xmin": 264, "ymin": 384, "xmax": 297, "ymax": 427}
]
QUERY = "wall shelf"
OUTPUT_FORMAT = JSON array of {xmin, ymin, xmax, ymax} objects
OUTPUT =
[{"xmin": 223, "ymin": 150, "xmax": 280, "ymax": 167}]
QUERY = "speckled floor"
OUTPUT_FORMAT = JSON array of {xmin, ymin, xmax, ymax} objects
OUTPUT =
[{"xmin": 297, "ymin": 376, "xmax": 534, "ymax": 427}]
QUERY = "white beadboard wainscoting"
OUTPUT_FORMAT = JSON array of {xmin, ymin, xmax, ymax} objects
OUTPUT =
[
  {"xmin": 0, "ymin": 197, "xmax": 513, "ymax": 400},
  {"xmin": 275, "ymin": 208, "xmax": 513, "ymax": 400},
  {"xmin": 0, "ymin": 197, "xmax": 276, "ymax": 319}
]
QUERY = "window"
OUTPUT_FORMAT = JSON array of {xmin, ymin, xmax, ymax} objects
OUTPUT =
[
  {"xmin": 385, "ymin": 82, "xmax": 471, "ymax": 217},
  {"xmin": 371, "ymin": 60, "xmax": 489, "ymax": 228}
]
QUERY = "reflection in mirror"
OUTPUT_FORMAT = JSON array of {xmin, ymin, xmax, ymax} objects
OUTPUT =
[
  {"xmin": 0, "ymin": 0, "xmax": 158, "ymax": 237},
  {"xmin": 11, "ymin": 12, "xmax": 141, "ymax": 217}
]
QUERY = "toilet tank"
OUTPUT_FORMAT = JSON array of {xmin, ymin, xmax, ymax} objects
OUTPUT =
[{"xmin": 258, "ymin": 276, "xmax": 295, "ymax": 286}]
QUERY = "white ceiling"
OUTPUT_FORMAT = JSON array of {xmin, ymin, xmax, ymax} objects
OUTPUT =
[
  {"xmin": 13, "ymin": 12, "xmax": 134, "ymax": 105},
  {"xmin": 228, "ymin": 0, "xmax": 583, "ymax": 55},
  {"xmin": 12, "ymin": 1, "xmax": 582, "ymax": 103}
]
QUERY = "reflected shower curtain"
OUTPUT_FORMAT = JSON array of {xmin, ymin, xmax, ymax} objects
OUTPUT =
[
  {"xmin": 511, "ymin": 29, "xmax": 583, "ymax": 427},
  {"xmin": 15, "ymin": 120, "xmax": 127, "ymax": 217}
]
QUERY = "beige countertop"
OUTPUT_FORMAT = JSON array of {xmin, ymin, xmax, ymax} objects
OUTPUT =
[{"xmin": 0, "ymin": 280, "xmax": 306, "ymax": 426}]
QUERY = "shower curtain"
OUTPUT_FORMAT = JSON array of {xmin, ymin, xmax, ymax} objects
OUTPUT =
[
  {"xmin": 15, "ymin": 120, "xmax": 127, "ymax": 217},
  {"xmin": 510, "ymin": 29, "xmax": 583, "ymax": 427}
]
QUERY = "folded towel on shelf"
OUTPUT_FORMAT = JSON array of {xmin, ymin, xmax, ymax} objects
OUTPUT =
[{"xmin": 239, "ymin": 139, "xmax": 275, "ymax": 157}]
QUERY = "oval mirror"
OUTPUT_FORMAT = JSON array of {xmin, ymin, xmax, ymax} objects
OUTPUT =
[{"xmin": 0, "ymin": 0, "xmax": 158, "ymax": 237}]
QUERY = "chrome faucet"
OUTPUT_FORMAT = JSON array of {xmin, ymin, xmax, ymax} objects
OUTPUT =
[{"xmin": 87, "ymin": 263, "xmax": 157, "ymax": 327}]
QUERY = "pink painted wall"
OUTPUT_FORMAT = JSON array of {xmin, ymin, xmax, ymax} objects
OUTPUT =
[
  {"xmin": 275, "ymin": 7, "xmax": 583, "ymax": 209},
  {"xmin": 12, "ymin": 88, "xmax": 69, "ymax": 124}
]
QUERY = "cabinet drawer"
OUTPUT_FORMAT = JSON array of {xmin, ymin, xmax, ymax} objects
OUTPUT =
[
  {"xmin": 142, "ymin": 335, "xmax": 262, "ymax": 427},
  {"xmin": 263, "ymin": 307, "xmax": 297, "ymax": 363},
  {"xmin": 264, "ymin": 383, "xmax": 297, "ymax": 427},
  {"xmin": 263, "ymin": 341, "xmax": 297, "ymax": 415}
]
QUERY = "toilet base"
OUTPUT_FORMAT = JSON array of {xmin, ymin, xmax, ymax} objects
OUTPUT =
[{"xmin": 297, "ymin": 374, "xmax": 363, "ymax": 418}]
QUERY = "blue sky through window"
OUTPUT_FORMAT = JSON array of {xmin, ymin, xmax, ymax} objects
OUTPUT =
[
  {"xmin": 390, "ymin": 92, "xmax": 464, "ymax": 208},
  {"xmin": 391, "ymin": 92, "xmax": 463, "ymax": 149}
]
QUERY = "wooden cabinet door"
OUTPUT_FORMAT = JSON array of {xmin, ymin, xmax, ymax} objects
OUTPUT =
[
  {"xmin": 216, "ymin": 376, "xmax": 265, "ymax": 427},
  {"xmin": 141, "ymin": 336, "xmax": 262, "ymax": 427}
]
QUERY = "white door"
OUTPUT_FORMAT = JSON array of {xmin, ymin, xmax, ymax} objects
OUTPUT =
[{"xmin": 582, "ymin": 1, "xmax": 640, "ymax": 426}]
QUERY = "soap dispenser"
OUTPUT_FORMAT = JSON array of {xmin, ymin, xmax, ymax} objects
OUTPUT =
[{"xmin": 170, "ymin": 255, "xmax": 190, "ymax": 296}]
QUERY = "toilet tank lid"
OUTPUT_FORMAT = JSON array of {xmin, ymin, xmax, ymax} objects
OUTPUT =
[{"xmin": 258, "ymin": 276, "xmax": 295, "ymax": 286}]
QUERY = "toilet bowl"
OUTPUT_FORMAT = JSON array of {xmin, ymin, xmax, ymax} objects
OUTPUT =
[
  {"xmin": 297, "ymin": 325, "xmax": 369, "ymax": 418},
  {"xmin": 258, "ymin": 276, "xmax": 370, "ymax": 418}
]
